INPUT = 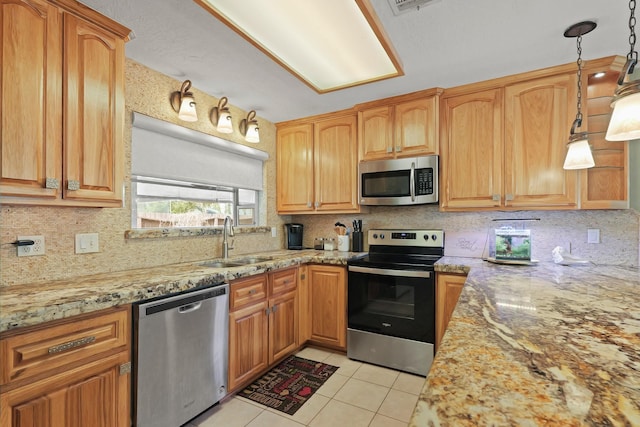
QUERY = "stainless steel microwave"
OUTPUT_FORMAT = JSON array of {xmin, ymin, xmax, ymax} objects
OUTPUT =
[{"xmin": 358, "ymin": 155, "xmax": 438, "ymax": 206}]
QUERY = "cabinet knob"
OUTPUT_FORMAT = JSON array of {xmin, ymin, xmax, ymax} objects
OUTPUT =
[
  {"xmin": 67, "ymin": 180, "xmax": 80, "ymax": 191},
  {"xmin": 45, "ymin": 177, "xmax": 60, "ymax": 189},
  {"xmin": 307, "ymin": 201, "xmax": 312, "ymax": 208},
  {"xmin": 395, "ymin": 145, "xmax": 401, "ymax": 152},
  {"xmin": 265, "ymin": 307, "xmax": 271, "ymax": 316},
  {"xmin": 386, "ymin": 147, "xmax": 393, "ymax": 153},
  {"xmin": 315, "ymin": 201, "xmax": 320, "ymax": 208}
]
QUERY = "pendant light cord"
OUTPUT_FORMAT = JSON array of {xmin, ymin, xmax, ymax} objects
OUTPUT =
[
  {"xmin": 575, "ymin": 34, "xmax": 584, "ymax": 126},
  {"xmin": 629, "ymin": 0, "xmax": 637, "ymax": 63}
]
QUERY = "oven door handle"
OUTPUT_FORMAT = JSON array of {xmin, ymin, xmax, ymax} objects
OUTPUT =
[
  {"xmin": 348, "ymin": 265, "xmax": 431, "ymax": 278},
  {"xmin": 410, "ymin": 162, "xmax": 416, "ymax": 202}
]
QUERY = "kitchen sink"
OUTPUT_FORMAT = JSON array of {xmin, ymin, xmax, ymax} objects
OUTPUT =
[{"xmin": 200, "ymin": 255, "xmax": 276, "ymax": 269}]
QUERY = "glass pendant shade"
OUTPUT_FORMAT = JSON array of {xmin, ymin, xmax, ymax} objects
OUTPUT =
[
  {"xmin": 563, "ymin": 137, "xmax": 595, "ymax": 170},
  {"xmin": 178, "ymin": 95, "xmax": 198, "ymax": 122},
  {"xmin": 245, "ymin": 121, "xmax": 260, "ymax": 143},
  {"xmin": 216, "ymin": 110, "xmax": 233, "ymax": 133},
  {"xmin": 605, "ymin": 90, "xmax": 640, "ymax": 141}
]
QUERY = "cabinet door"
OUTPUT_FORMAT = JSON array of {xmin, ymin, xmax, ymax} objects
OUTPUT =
[
  {"xmin": 297, "ymin": 266, "xmax": 312, "ymax": 345},
  {"xmin": 314, "ymin": 115, "xmax": 358, "ymax": 212},
  {"xmin": 435, "ymin": 273, "xmax": 466, "ymax": 349},
  {"xmin": 63, "ymin": 13, "xmax": 124, "ymax": 205},
  {"xmin": 504, "ymin": 73, "xmax": 577, "ymax": 209},
  {"xmin": 0, "ymin": 351, "xmax": 129, "ymax": 427},
  {"xmin": 276, "ymin": 123, "xmax": 314, "ymax": 212},
  {"xmin": 0, "ymin": 0, "xmax": 62, "ymax": 199},
  {"xmin": 440, "ymin": 88, "xmax": 503, "ymax": 210},
  {"xmin": 359, "ymin": 106, "xmax": 393, "ymax": 161},
  {"xmin": 228, "ymin": 301, "xmax": 268, "ymax": 392},
  {"xmin": 268, "ymin": 290, "xmax": 297, "ymax": 364},
  {"xmin": 308, "ymin": 265, "xmax": 346, "ymax": 350},
  {"xmin": 395, "ymin": 97, "xmax": 438, "ymax": 156}
]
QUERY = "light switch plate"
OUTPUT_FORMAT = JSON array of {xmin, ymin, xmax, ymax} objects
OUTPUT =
[{"xmin": 75, "ymin": 233, "xmax": 100, "ymax": 254}]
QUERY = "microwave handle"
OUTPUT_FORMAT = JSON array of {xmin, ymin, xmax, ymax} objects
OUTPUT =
[{"xmin": 410, "ymin": 162, "xmax": 416, "ymax": 202}]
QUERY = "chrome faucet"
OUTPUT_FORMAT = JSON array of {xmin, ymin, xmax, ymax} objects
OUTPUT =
[{"xmin": 222, "ymin": 216, "xmax": 235, "ymax": 259}]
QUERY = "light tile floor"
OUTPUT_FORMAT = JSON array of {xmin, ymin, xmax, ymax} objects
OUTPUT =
[{"xmin": 185, "ymin": 347, "xmax": 425, "ymax": 427}]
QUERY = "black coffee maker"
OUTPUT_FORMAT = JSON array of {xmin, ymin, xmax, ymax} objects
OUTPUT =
[{"xmin": 284, "ymin": 223, "xmax": 304, "ymax": 249}]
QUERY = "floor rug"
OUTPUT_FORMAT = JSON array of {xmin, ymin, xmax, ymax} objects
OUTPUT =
[{"xmin": 240, "ymin": 355, "xmax": 338, "ymax": 415}]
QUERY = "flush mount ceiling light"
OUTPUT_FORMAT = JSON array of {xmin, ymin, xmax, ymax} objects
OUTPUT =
[
  {"xmin": 606, "ymin": 0, "xmax": 640, "ymax": 141},
  {"xmin": 210, "ymin": 96, "xmax": 233, "ymax": 133},
  {"xmin": 239, "ymin": 110, "xmax": 260, "ymax": 143},
  {"xmin": 194, "ymin": 0, "xmax": 403, "ymax": 93},
  {"xmin": 170, "ymin": 80, "xmax": 198, "ymax": 122},
  {"xmin": 563, "ymin": 21, "xmax": 596, "ymax": 170}
]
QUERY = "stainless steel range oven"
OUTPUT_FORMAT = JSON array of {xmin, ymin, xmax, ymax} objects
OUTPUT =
[{"xmin": 347, "ymin": 229, "xmax": 444, "ymax": 376}]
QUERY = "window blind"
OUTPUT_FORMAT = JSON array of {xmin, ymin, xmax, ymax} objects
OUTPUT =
[{"xmin": 131, "ymin": 112, "xmax": 268, "ymax": 190}]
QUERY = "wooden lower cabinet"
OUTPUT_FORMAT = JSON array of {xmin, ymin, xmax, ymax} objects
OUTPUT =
[
  {"xmin": 297, "ymin": 266, "xmax": 312, "ymax": 345},
  {"xmin": 228, "ymin": 267, "xmax": 298, "ymax": 392},
  {"xmin": 0, "ymin": 306, "xmax": 131, "ymax": 427},
  {"xmin": 435, "ymin": 273, "xmax": 467, "ymax": 349},
  {"xmin": 308, "ymin": 265, "xmax": 347, "ymax": 350}
]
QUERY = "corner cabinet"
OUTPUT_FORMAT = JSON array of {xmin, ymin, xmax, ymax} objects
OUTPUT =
[
  {"xmin": 0, "ymin": 306, "xmax": 131, "ymax": 427},
  {"xmin": 356, "ymin": 88, "xmax": 443, "ymax": 161},
  {"xmin": 228, "ymin": 267, "xmax": 298, "ymax": 392},
  {"xmin": 0, "ymin": 0, "xmax": 129, "ymax": 207},
  {"xmin": 308, "ymin": 265, "xmax": 347, "ymax": 350},
  {"xmin": 276, "ymin": 111, "xmax": 360, "ymax": 214}
]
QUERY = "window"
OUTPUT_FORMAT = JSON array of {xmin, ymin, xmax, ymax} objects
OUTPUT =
[{"xmin": 130, "ymin": 113, "xmax": 268, "ymax": 229}]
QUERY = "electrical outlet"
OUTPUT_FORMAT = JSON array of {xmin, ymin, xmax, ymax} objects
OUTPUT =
[
  {"xmin": 17, "ymin": 235, "xmax": 45, "ymax": 257},
  {"xmin": 271, "ymin": 227, "xmax": 277, "ymax": 237},
  {"xmin": 75, "ymin": 233, "xmax": 100, "ymax": 254},
  {"xmin": 587, "ymin": 228, "xmax": 600, "ymax": 244}
]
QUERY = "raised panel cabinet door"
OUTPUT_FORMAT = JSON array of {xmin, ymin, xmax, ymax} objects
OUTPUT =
[
  {"xmin": 358, "ymin": 106, "xmax": 393, "ymax": 161},
  {"xmin": 308, "ymin": 265, "xmax": 346, "ymax": 350},
  {"xmin": 0, "ymin": 0, "xmax": 62, "ymax": 199},
  {"xmin": 435, "ymin": 273, "xmax": 466, "ymax": 350},
  {"xmin": 504, "ymin": 73, "xmax": 578, "ymax": 209},
  {"xmin": 440, "ymin": 88, "xmax": 503, "ymax": 210},
  {"xmin": 63, "ymin": 13, "xmax": 124, "ymax": 205},
  {"xmin": 394, "ymin": 97, "xmax": 438, "ymax": 156},
  {"xmin": 228, "ymin": 301, "xmax": 269, "ymax": 392},
  {"xmin": 268, "ymin": 290, "xmax": 297, "ymax": 364},
  {"xmin": 276, "ymin": 123, "xmax": 314, "ymax": 212},
  {"xmin": 314, "ymin": 115, "xmax": 358, "ymax": 212},
  {"xmin": 0, "ymin": 351, "xmax": 130, "ymax": 427}
]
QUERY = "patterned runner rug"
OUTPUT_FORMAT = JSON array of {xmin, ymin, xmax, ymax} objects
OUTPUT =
[{"xmin": 239, "ymin": 355, "xmax": 338, "ymax": 415}]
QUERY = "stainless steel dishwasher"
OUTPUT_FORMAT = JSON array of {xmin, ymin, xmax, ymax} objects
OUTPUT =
[{"xmin": 133, "ymin": 283, "xmax": 229, "ymax": 427}]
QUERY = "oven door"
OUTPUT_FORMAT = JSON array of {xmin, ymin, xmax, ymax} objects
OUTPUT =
[{"xmin": 347, "ymin": 265, "xmax": 435, "ymax": 344}]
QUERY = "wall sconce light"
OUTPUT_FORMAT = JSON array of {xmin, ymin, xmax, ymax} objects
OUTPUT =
[
  {"xmin": 239, "ymin": 110, "xmax": 260, "ymax": 143},
  {"xmin": 210, "ymin": 97, "xmax": 233, "ymax": 133},
  {"xmin": 606, "ymin": 0, "xmax": 640, "ymax": 141},
  {"xmin": 170, "ymin": 80, "xmax": 198, "ymax": 122},
  {"xmin": 563, "ymin": 21, "xmax": 596, "ymax": 170}
]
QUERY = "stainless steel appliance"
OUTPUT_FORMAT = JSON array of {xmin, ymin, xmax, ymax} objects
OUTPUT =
[
  {"xmin": 347, "ymin": 229, "xmax": 444, "ymax": 376},
  {"xmin": 358, "ymin": 155, "xmax": 438, "ymax": 206},
  {"xmin": 133, "ymin": 283, "xmax": 229, "ymax": 427},
  {"xmin": 284, "ymin": 223, "xmax": 304, "ymax": 249}
]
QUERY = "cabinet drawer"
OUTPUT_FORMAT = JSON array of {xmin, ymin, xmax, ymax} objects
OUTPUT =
[
  {"xmin": 230, "ymin": 275, "xmax": 268, "ymax": 311},
  {"xmin": 0, "ymin": 306, "xmax": 129, "ymax": 386},
  {"xmin": 270, "ymin": 267, "xmax": 297, "ymax": 295}
]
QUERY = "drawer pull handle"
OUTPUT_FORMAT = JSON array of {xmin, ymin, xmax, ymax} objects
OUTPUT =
[
  {"xmin": 249, "ymin": 289, "xmax": 257, "ymax": 295},
  {"xmin": 48, "ymin": 336, "xmax": 96, "ymax": 354}
]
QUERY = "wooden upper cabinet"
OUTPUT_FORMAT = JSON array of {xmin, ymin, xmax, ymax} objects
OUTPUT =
[
  {"xmin": 314, "ymin": 114, "xmax": 358, "ymax": 212},
  {"xmin": 62, "ymin": 13, "xmax": 125, "ymax": 204},
  {"xmin": 276, "ymin": 111, "xmax": 360, "ymax": 214},
  {"xmin": 357, "ymin": 89, "xmax": 442, "ymax": 161},
  {"xmin": 0, "ymin": 0, "xmax": 129, "ymax": 207},
  {"xmin": 0, "ymin": 0, "xmax": 62, "ymax": 200},
  {"xmin": 504, "ymin": 73, "xmax": 578, "ymax": 209},
  {"xmin": 440, "ymin": 88, "xmax": 503, "ymax": 210}
]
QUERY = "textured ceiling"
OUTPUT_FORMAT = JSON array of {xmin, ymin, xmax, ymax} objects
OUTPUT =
[{"xmin": 81, "ymin": 0, "xmax": 631, "ymax": 123}]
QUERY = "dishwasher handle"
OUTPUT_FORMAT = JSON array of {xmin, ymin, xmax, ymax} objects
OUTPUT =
[{"xmin": 138, "ymin": 283, "xmax": 228, "ymax": 317}]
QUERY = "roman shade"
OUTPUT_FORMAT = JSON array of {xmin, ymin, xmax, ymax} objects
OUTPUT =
[{"xmin": 131, "ymin": 112, "xmax": 268, "ymax": 190}]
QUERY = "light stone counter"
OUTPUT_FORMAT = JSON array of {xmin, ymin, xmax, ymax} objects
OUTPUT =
[
  {"xmin": 0, "ymin": 250, "xmax": 364, "ymax": 333},
  {"xmin": 411, "ymin": 257, "xmax": 640, "ymax": 426}
]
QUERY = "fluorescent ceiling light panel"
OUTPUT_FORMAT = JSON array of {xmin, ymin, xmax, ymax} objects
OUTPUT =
[{"xmin": 195, "ymin": 0, "xmax": 403, "ymax": 93}]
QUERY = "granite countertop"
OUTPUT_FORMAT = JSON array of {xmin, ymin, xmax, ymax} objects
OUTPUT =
[
  {"xmin": 0, "ymin": 249, "xmax": 364, "ymax": 333},
  {"xmin": 412, "ymin": 257, "xmax": 640, "ymax": 427}
]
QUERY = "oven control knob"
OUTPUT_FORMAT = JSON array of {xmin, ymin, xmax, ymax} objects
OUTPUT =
[
  {"xmin": 423, "ymin": 235, "xmax": 429, "ymax": 240},
  {"xmin": 379, "ymin": 234, "xmax": 385, "ymax": 239},
  {"xmin": 372, "ymin": 233, "xmax": 378, "ymax": 239},
  {"xmin": 431, "ymin": 234, "xmax": 438, "ymax": 241}
]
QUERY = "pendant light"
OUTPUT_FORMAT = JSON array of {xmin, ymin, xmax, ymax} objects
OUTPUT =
[
  {"xmin": 606, "ymin": 0, "xmax": 640, "ymax": 141},
  {"xmin": 563, "ymin": 21, "xmax": 596, "ymax": 170}
]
